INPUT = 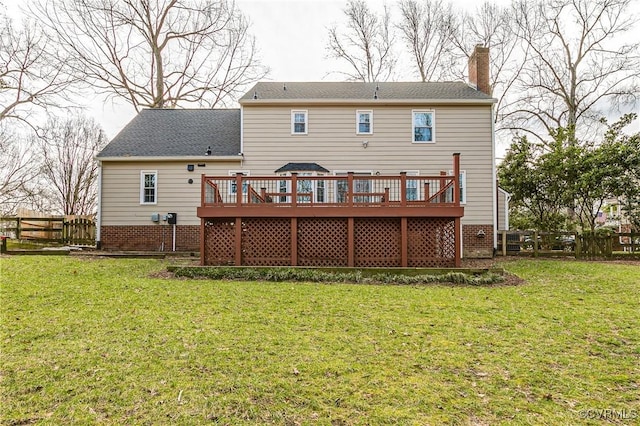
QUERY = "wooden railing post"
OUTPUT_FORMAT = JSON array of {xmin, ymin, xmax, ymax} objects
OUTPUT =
[
  {"xmin": 291, "ymin": 173, "xmax": 298, "ymax": 207},
  {"xmin": 439, "ymin": 171, "xmax": 447, "ymax": 203},
  {"xmin": 347, "ymin": 172, "xmax": 354, "ymax": 206},
  {"xmin": 400, "ymin": 172, "xmax": 407, "ymax": 206},
  {"xmin": 201, "ymin": 174, "xmax": 206, "ymax": 206},
  {"xmin": 424, "ymin": 182, "xmax": 430, "ymax": 205},
  {"xmin": 235, "ymin": 173, "xmax": 243, "ymax": 207},
  {"xmin": 453, "ymin": 153, "xmax": 461, "ymax": 206}
]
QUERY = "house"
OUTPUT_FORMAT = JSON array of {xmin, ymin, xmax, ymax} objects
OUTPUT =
[{"xmin": 97, "ymin": 46, "xmax": 501, "ymax": 266}]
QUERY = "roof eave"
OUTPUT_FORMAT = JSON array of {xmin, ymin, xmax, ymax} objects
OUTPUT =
[
  {"xmin": 97, "ymin": 155, "xmax": 243, "ymax": 162},
  {"xmin": 239, "ymin": 98, "xmax": 497, "ymax": 105}
]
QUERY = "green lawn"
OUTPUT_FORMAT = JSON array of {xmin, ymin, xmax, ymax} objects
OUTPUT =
[{"xmin": 1, "ymin": 256, "xmax": 638, "ymax": 425}]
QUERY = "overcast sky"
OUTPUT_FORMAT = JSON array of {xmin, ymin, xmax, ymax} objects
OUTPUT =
[
  {"xmin": 5, "ymin": 0, "xmax": 636, "ymax": 145},
  {"xmin": 96, "ymin": 0, "xmax": 512, "ymax": 138}
]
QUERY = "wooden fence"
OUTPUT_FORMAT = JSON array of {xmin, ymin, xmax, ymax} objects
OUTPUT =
[
  {"xmin": 0, "ymin": 216, "xmax": 96, "ymax": 245},
  {"xmin": 497, "ymin": 230, "xmax": 639, "ymax": 258}
]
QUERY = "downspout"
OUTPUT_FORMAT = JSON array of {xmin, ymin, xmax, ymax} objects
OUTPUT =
[
  {"xmin": 491, "ymin": 107, "xmax": 497, "ymax": 251},
  {"xmin": 240, "ymin": 106, "xmax": 244, "ymax": 157},
  {"xmin": 96, "ymin": 160, "xmax": 102, "ymax": 249}
]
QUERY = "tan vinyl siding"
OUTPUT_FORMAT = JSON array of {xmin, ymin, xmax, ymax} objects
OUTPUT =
[
  {"xmin": 242, "ymin": 104, "xmax": 494, "ymax": 224},
  {"xmin": 100, "ymin": 161, "xmax": 237, "ymax": 226}
]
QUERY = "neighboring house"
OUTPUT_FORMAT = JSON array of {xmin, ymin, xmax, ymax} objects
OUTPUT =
[{"xmin": 97, "ymin": 46, "xmax": 498, "ymax": 265}]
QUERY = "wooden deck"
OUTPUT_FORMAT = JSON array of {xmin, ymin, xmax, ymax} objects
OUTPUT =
[{"xmin": 197, "ymin": 154, "xmax": 464, "ymax": 267}]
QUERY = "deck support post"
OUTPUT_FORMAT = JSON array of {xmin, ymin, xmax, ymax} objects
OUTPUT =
[
  {"xmin": 455, "ymin": 217, "xmax": 462, "ymax": 267},
  {"xmin": 348, "ymin": 217, "xmax": 355, "ymax": 267},
  {"xmin": 401, "ymin": 217, "xmax": 408, "ymax": 267},
  {"xmin": 200, "ymin": 218, "xmax": 206, "ymax": 266},
  {"xmin": 235, "ymin": 217, "xmax": 242, "ymax": 266},
  {"xmin": 291, "ymin": 217, "xmax": 298, "ymax": 266}
]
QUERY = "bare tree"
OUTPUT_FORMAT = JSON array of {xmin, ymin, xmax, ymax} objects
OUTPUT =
[
  {"xmin": 38, "ymin": 115, "xmax": 107, "ymax": 216},
  {"xmin": 327, "ymin": 0, "xmax": 396, "ymax": 82},
  {"xmin": 447, "ymin": 2, "xmax": 523, "ymax": 128},
  {"xmin": 396, "ymin": 0, "xmax": 456, "ymax": 82},
  {"xmin": 505, "ymin": 0, "xmax": 640, "ymax": 143},
  {"xmin": 0, "ymin": 10, "xmax": 75, "ymax": 128},
  {"xmin": 29, "ymin": 0, "xmax": 268, "ymax": 111},
  {"xmin": 0, "ymin": 126, "xmax": 43, "ymax": 216}
]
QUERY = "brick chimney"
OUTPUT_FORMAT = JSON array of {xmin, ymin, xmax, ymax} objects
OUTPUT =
[{"xmin": 468, "ymin": 45, "xmax": 491, "ymax": 96}]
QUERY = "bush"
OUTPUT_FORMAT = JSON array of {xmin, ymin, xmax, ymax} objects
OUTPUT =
[{"xmin": 173, "ymin": 267, "xmax": 503, "ymax": 286}]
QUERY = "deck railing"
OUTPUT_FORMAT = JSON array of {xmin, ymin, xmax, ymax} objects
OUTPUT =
[{"xmin": 201, "ymin": 154, "xmax": 461, "ymax": 209}]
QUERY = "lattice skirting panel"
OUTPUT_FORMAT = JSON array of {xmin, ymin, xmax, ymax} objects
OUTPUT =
[
  {"xmin": 354, "ymin": 218, "xmax": 401, "ymax": 267},
  {"xmin": 203, "ymin": 217, "xmax": 458, "ymax": 267},
  {"xmin": 298, "ymin": 218, "xmax": 349, "ymax": 266},
  {"xmin": 407, "ymin": 218, "xmax": 456, "ymax": 267},
  {"xmin": 203, "ymin": 219, "xmax": 236, "ymax": 265},
  {"xmin": 242, "ymin": 218, "xmax": 291, "ymax": 266}
]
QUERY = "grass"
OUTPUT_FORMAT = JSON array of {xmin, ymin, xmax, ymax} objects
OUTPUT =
[{"xmin": 1, "ymin": 256, "xmax": 638, "ymax": 425}]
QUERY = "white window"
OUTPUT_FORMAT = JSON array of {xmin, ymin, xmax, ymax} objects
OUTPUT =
[
  {"xmin": 447, "ymin": 170, "xmax": 467, "ymax": 204},
  {"xmin": 412, "ymin": 110, "xmax": 435, "ymax": 143},
  {"xmin": 228, "ymin": 170, "xmax": 250, "ymax": 194},
  {"xmin": 140, "ymin": 171, "xmax": 157, "ymax": 204},
  {"xmin": 291, "ymin": 110, "xmax": 308, "ymax": 134},
  {"xmin": 403, "ymin": 170, "xmax": 420, "ymax": 201},
  {"xmin": 356, "ymin": 110, "xmax": 373, "ymax": 134},
  {"xmin": 278, "ymin": 172, "xmax": 326, "ymax": 203},
  {"xmin": 334, "ymin": 171, "xmax": 373, "ymax": 203}
]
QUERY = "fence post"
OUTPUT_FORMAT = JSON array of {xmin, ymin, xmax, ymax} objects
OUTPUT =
[
  {"xmin": 575, "ymin": 232, "xmax": 581, "ymax": 258},
  {"xmin": 501, "ymin": 231, "xmax": 507, "ymax": 257},
  {"xmin": 16, "ymin": 217, "xmax": 21, "ymax": 240},
  {"xmin": 533, "ymin": 230, "xmax": 539, "ymax": 257}
]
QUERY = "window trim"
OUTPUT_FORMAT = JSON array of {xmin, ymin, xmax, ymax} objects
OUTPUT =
[
  {"xmin": 140, "ymin": 170, "xmax": 157, "ymax": 205},
  {"xmin": 448, "ymin": 169, "xmax": 467, "ymax": 204},
  {"xmin": 291, "ymin": 110, "xmax": 308, "ymax": 135},
  {"xmin": 412, "ymin": 109, "xmax": 435, "ymax": 144},
  {"xmin": 356, "ymin": 110, "xmax": 373, "ymax": 135}
]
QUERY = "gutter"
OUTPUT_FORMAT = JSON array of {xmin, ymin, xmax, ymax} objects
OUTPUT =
[
  {"xmin": 97, "ymin": 155, "xmax": 243, "ymax": 162},
  {"xmin": 239, "ymin": 98, "xmax": 498, "ymax": 106}
]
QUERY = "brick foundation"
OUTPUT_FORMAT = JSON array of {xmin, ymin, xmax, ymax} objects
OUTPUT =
[
  {"xmin": 463, "ymin": 224, "xmax": 494, "ymax": 258},
  {"xmin": 100, "ymin": 225, "xmax": 200, "ymax": 251}
]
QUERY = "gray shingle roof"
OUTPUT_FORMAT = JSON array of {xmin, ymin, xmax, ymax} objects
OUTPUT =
[
  {"xmin": 274, "ymin": 163, "xmax": 330, "ymax": 173},
  {"xmin": 97, "ymin": 109, "xmax": 241, "ymax": 158},
  {"xmin": 239, "ymin": 81, "xmax": 494, "ymax": 102}
]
